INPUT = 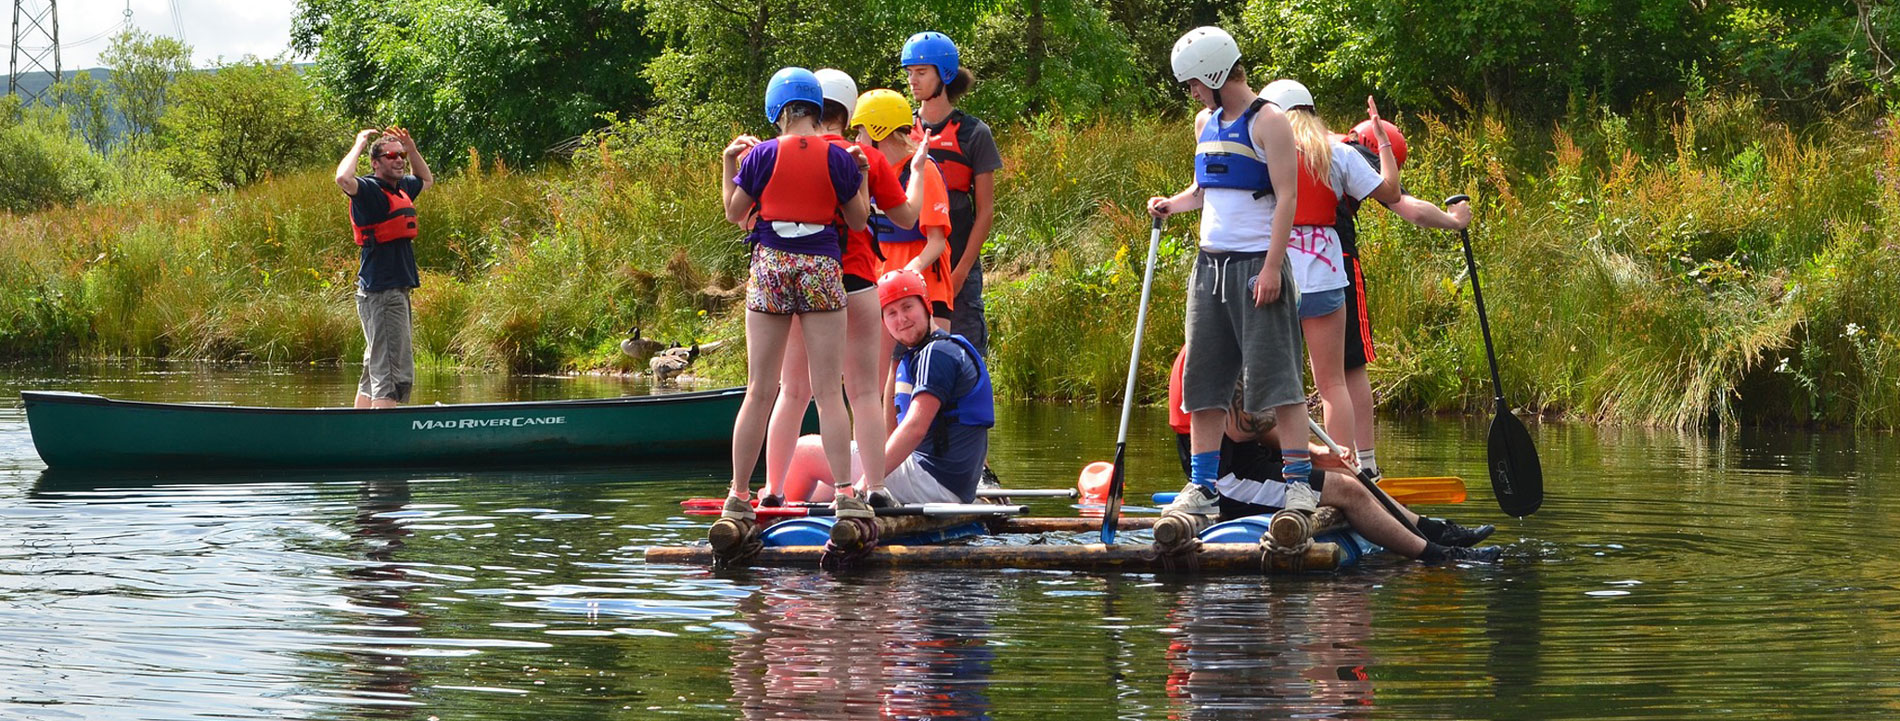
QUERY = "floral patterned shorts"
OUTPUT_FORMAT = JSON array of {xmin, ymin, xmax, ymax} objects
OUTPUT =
[{"xmin": 746, "ymin": 244, "xmax": 846, "ymax": 315}]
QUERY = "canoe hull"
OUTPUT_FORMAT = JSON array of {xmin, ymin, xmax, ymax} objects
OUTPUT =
[{"xmin": 22, "ymin": 388, "xmax": 748, "ymax": 470}]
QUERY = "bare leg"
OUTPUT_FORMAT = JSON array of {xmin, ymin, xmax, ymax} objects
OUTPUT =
[
  {"xmin": 1303, "ymin": 308, "xmax": 1356, "ymax": 458},
  {"xmin": 797, "ymin": 308, "xmax": 854, "ymax": 497},
  {"xmin": 762, "ymin": 315, "xmax": 812, "ymax": 498},
  {"xmin": 783, "ymin": 434, "xmax": 842, "ymax": 503},
  {"xmin": 1318, "ymin": 472, "xmax": 1426, "ymax": 557},
  {"xmin": 843, "ymin": 290, "xmax": 887, "ymax": 492},
  {"xmin": 729, "ymin": 310, "xmax": 794, "ymax": 498},
  {"xmin": 354, "ymin": 393, "xmax": 372, "ymax": 409},
  {"xmin": 1346, "ymin": 364, "xmax": 1376, "ymax": 466},
  {"xmin": 1189, "ymin": 408, "xmax": 1228, "ymax": 455}
]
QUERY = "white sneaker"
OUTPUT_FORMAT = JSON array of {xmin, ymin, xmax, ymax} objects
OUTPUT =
[
  {"xmin": 1164, "ymin": 482, "xmax": 1221, "ymax": 516},
  {"xmin": 1282, "ymin": 481, "xmax": 1320, "ymax": 513}
]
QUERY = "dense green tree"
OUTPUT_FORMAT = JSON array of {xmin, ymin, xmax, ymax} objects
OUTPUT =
[
  {"xmin": 100, "ymin": 29, "xmax": 194, "ymax": 144},
  {"xmin": 0, "ymin": 105, "xmax": 113, "ymax": 213},
  {"xmin": 1237, "ymin": 0, "xmax": 1893, "ymax": 118},
  {"xmin": 960, "ymin": 0, "xmax": 1145, "ymax": 120},
  {"xmin": 158, "ymin": 58, "xmax": 341, "ymax": 190},
  {"xmin": 50, "ymin": 74, "xmax": 114, "ymax": 154},
  {"xmin": 638, "ymin": 0, "xmax": 977, "ymax": 135},
  {"xmin": 292, "ymin": 0, "xmax": 659, "ymax": 164}
]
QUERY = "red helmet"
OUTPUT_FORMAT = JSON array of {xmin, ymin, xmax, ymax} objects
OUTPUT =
[
  {"xmin": 1348, "ymin": 119, "xmax": 1407, "ymax": 168},
  {"xmin": 877, "ymin": 268, "xmax": 928, "ymax": 308}
]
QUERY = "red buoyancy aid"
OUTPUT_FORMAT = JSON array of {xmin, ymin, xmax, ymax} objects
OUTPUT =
[
  {"xmin": 351, "ymin": 180, "xmax": 419, "ymax": 246},
  {"xmin": 1291, "ymin": 154, "xmax": 1340, "ymax": 226},
  {"xmin": 756, "ymin": 135, "xmax": 844, "ymax": 224},
  {"xmin": 915, "ymin": 110, "xmax": 974, "ymax": 193},
  {"xmin": 826, "ymin": 135, "xmax": 886, "ymax": 272}
]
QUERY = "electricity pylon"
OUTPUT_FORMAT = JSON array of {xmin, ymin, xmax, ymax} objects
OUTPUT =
[{"xmin": 9, "ymin": 0, "xmax": 60, "ymax": 105}]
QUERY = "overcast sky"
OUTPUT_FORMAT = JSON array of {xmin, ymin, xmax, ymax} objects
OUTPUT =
[{"xmin": 5, "ymin": 0, "xmax": 301, "ymax": 71}]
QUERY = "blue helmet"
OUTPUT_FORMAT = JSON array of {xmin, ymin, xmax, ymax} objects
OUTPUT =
[
  {"xmin": 901, "ymin": 31, "xmax": 959, "ymax": 85},
  {"xmin": 765, "ymin": 67, "xmax": 824, "ymax": 124}
]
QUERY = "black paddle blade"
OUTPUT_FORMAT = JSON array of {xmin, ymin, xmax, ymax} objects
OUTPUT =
[
  {"xmin": 1487, "ymin": 405, "xmax": 1544, "ymax": 517},
  {"xmin": 1100, "ymin": 445, "xmax": 1128, "ymax": 544}
]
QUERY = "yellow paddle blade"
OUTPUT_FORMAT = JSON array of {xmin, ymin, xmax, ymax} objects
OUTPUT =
[{"xmin": 1386, "ymin": 484, "xmax": 1466, "ymax": 506}]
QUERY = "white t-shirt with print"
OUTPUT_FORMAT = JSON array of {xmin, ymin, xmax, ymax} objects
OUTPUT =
[{"xmin": 1287, "ymin": 142, "xmax": 1385, "ymax": 294}]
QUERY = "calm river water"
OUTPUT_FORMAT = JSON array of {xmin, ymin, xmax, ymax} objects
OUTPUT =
[{"xmin": 2, "ymin": 362, "xmax": 1898, "ymax": 720}]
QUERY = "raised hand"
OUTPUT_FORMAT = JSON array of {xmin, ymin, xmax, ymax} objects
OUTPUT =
[
  {"xmin": 910, "ymin": 130, "xmax": 935, "ymax": 176},
  {"xmin": 723, "ymin": 134, "xmax": 762, "ymax": 161},
  {"xmin": 1364, "ymin": 96, "xmax": 1392, "ymax": 148}
]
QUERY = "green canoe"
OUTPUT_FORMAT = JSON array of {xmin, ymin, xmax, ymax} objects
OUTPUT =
[{"xmin": 22, "ymin": 388, "xmax": 749, "ymax": 470}]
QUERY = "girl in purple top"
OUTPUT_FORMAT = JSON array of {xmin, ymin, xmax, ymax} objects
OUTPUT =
[{"xmin": 718, "ymin": 67, "xmax": 872, "ymax": 517}]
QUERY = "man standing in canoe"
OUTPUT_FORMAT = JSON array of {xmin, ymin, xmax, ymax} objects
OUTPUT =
[{"xmin": 334, "ymin": 127, "xmax": 435, "ymax": 408}]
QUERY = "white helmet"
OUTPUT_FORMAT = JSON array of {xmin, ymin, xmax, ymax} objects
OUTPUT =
[
  {"xmin": 814, "ymin": 68, "xmax": 859, "ymax": 119},
  {"xmin": 1262, "ymin": 78, "xmax": 1314, "ymax": 110},
  {"xmin": 1171, "ymin": 27, "xmax": 1241, "ymax": 90}
]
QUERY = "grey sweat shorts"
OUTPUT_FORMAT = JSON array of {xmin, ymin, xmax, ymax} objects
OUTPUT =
[
  {"xmin": 356, "ymin": 286, "xmax": 415, "ymax": 403},
  {"xmin": 1182, "ymin": 251, "xmax": 1306, "ymax": 416}
]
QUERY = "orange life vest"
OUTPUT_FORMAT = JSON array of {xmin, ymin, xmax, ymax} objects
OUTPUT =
[
  {"xmin": 1292, "ymin": 154, "xmax": 1340, "ymax": 226},
  {"xmin": 756, "ymin": 135, "xmax": 844, "ymax": 224},
  {"xmin": 915, "ymin": 110, "xmax": 975, "ymax": 193},
  {"xmin": 351, "ymin": 180, "xmax": 419, "ymax": 246}
]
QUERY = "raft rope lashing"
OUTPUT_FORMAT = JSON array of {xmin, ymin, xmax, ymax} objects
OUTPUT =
[
  {"xmin": 1147, "ymin": 511, "xmax": 1207, "ymax": 572},
  {"xmin": 820, "ymin": 516, "xmax": 881, "ymax": 570},
  {"xmin": 709, "ymin": 517, "xmax": 764, "ymax": 570}
]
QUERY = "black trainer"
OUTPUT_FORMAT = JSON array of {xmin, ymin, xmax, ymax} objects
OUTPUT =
[
  {"xmin": 1421, "ymin": 517, "xmax": 1495, "ymax": 547},
  {"xmin": 866, "ymin": 489, "xmax": 898, "ymax": 509}
]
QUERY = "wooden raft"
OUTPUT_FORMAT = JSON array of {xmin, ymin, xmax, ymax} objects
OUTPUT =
[{"xmin": 649, "ymin": 541, "xmax": 1340, "ymax": 572}]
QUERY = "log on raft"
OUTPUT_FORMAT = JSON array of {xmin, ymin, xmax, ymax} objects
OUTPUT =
[
  {"xmin": 824, "ymin": 509, "xmax": 1005, "ymax": 551},
  {"xmin": 648, "ymin": 541, "xmax": 1343, "ymax": 573}
]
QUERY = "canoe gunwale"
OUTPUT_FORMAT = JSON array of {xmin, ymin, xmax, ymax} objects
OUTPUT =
[{"xmin": 19, "ymin": 387, "xmax": 745, "ymax": 417}]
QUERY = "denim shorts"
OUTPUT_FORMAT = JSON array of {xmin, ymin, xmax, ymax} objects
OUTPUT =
[{"xmin": 1298, "ymin": 287, "xmax": 1346, "ymax": 320}]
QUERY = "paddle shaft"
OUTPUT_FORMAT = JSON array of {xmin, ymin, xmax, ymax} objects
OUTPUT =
[
  {"xmin": 1307, "ymin": 417, "xmax": 1425, "ymax": 540},
  {"xmin": 679, "ymin": 488, "xmax": 1074, "ymax": 508},
  {"xmin": 1447, "ymin": 195, "xmax": 1545, "ymax": 517},
  {"xmin": 1101, "ymin": 216, "xmax": 1165, "ymax": 544},
  {"xmin": 1447, "ymin": 196, "xmax": 1506, "ymax": 410},
  {"xmin": 687, "ymin": 503, "xmax": 1029, "ymax": 518}
]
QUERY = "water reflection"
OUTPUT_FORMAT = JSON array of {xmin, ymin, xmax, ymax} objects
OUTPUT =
[
  {"xmin": 320, "ymin": 478, "xmax": 425, "ymax": 716},
  {"xmin": 1159, "ymin": 580, "xmax": 1376, "ymax": 720},
  {"xmin": 728, "ymin": 572, "xmax": 995, "ymax": 720}
]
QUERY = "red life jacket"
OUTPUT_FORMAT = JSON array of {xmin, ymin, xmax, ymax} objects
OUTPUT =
[
  {"xmin": 823, "ymin": 134, "xmax": 885, "ymax": 272},
  {"xmin": 1292, "ymin": 152, "xmax": 1340, "ymax": 226},
  {"xmin": 351, "ymin": 180, "xmax": 419, "ymax": 246},
  {"xmin": 914, "ymin": 110, "xmax": 975, "ymax": 193},
  {"xmin": 756, "ymin": 135, "xmax": 844, "ymax": 225}
]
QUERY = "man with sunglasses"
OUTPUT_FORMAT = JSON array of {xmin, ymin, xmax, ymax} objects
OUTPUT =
[{"xmin": 335, "ymin": 126, "xmax": 435, "ymax": 408}]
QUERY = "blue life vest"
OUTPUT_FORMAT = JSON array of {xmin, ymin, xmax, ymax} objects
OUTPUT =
[
  {"xmin": 1194, "ymin": 98, "xmax": 1274, "ymax": 196},
  {"xmin": 894, "ymin": 331, "xmax": 995, "ymax": 454},
  {"xmin": 869, "ymin": 164, "xmax": 927, "ymax": 244}
]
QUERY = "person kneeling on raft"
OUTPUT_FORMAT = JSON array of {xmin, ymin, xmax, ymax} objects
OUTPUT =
[
  {"xmin": 1162, "ymin": 346, "xmax": 1501, "ymax": 563},
  {"xmin": 778, "ymin": 268, "xmax": 994, "ymax": 505}
]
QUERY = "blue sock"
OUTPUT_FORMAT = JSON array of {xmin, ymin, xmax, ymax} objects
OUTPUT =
[
  {"xmin": 1281, "ymin": 449, "xmax": 1312, "ymax": 486},
  {"xmin": 1190, "ymin": 451, "xmax": 1220, "ymax": 490}
]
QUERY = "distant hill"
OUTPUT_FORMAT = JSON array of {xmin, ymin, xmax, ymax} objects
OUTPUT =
[
  {"xmin": 6, "ymin": 67, "xmax": 113, "ymax": 107},
  {"xmin": 8, "ymin": 64, "xmax": 311, "ymax": 145}
]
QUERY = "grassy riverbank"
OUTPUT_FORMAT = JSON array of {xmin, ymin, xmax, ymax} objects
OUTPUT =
[{"xmin": 3, "ymin": 94, "xmax": 1896, "ymax": 427}]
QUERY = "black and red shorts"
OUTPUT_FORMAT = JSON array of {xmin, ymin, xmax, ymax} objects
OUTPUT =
[{"xmin": 1342, "ymin": 250, "xmax": 1375, "ymax": 370}]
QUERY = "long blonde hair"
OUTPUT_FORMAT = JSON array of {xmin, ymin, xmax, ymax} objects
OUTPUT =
[{"xmin": 1284, "ymin": 107, "xmax": 1333, "ymax": 186}]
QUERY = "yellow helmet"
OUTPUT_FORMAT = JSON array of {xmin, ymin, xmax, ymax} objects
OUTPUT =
[{"xmin": 850, "ymin": 89, "xmax": 912, "ymax": 142}]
